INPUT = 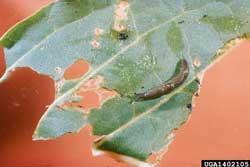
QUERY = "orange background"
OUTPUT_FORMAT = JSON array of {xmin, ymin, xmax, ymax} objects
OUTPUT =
[{"xmin": 0, "ymin": 1, "xmax": 250, "ymax": 167}]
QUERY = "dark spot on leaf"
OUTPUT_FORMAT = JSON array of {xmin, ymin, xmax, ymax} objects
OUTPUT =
[
  {"xmin": 195, "ymin": 79, "xmax": 201, "ymax": 85},
  {"xmin": 111, "ymin": 29, "xmax": 130, "ymax": 41},
  {"xmin": 118, "ymin": 32, "xmax": 129, "ymax": 40},
  {"xmin": 203, "ymin": 14, "xmax": 208, "ymax": 18},
  {"xmin": 77, "ymin": 105, "xmax": 83, "ymax": 108},
  {"xmin": 178, "ymin": 20, "xmax": 185, "ymax": 24},
  {"xmin": 186, "ymin": 104, "xmax": 192, "ymax": 111}
]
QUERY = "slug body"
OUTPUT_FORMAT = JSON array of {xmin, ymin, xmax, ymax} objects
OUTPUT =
[{"xmin": 135, "ymin": 59, "xmax": 189, "ymax": 101}]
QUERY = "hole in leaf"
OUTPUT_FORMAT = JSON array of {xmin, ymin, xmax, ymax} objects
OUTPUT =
[
  {"xmin": 193, "ymin": 57, "xmax": 201, "ymax": 68},
  {"xmin": 62, "ymin": 76, "xmax": 118, "ymax": 112},
  {"xmin": 112, "ymin": 0, "xmax": 129, "ymax": 33},
  {"xmin": 63, "ymin": 59, "xmax": 89, "ymax": 80},
  {"xmin": 91, "ymin": 39, "xmax": 100, "ymax": 49},
  {"xmin": 94, "ymin": 27, "xmax": 104, "ymax": 37},
  {"xmin": 63, "ymin": 91, "xmax": 100, "ymax": 110}
]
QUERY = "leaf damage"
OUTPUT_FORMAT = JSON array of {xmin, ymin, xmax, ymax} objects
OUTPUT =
[
  {"xmin": 0, "ymin": 0, "xmax": 250, "ymax": 166},
  {"xmin": 61, "ymin": 75, "xmax": 118, "ymax": 112},
  {"xmin": 113, "ymin": 0, "xmax": 129, "ymax": 33}
]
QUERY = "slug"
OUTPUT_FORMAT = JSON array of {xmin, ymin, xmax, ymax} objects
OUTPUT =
[{"xmin": 135, "ymin": 59, "xmax": 189, "ymax": 101}]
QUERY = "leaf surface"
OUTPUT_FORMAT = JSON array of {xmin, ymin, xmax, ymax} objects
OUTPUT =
[{"xmin": 1, "ymin": 0, "xmax": 250, "ymax": 165}]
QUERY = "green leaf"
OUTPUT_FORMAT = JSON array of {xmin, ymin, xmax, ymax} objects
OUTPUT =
[{"xmin": 1, "ymin": 0, "xmax": 250, "ymax": 165}]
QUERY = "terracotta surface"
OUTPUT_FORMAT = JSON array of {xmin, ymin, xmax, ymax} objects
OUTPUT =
[{"xmin": 0, "ymin": 1, "xmax": 250, "ymax": 167}]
